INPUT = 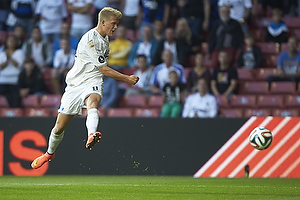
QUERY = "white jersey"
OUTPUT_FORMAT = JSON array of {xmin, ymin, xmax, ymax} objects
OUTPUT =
[
  {"xmin": 65, "ymin": 28, "xmax": 109, "ymax": 86},
  {"xmin": 182, "ymin": 92, "xmax": 218, "ymax": 118}
]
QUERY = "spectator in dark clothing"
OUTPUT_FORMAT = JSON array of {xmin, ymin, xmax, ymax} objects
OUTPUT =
[
  {"xmin": 237, "ymin": 33, "xmax": 263, "ymax": 69},
  {"xmin": 151, "ymin": 27, "xmax": 189, "ymax": 66},
  {"xmin": 177, "ymin": 0, "xmax": 210, "ymax": 37},
  {"xmin": 265, "ymin": 8, "xmax": 288, "ymax": 44},
  {"xmin": 211, "ymin": 50, "xmax": 238, "ymax": 99},
  {"xmin": 187, "ymin": 52, "xmax": 211, "ymax": 93},
  {"xmin": 208, "ymin": 5, "xmax": 244, "ymax": 69},
  {"xmin": 18, "ymin": 58, "xmax": 48, "ymax": 98}
]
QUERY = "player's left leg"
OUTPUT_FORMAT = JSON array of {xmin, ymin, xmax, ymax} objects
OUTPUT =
[{"xmin": 85, "ymin": 93, "xmax": 102, "ymax": 150}]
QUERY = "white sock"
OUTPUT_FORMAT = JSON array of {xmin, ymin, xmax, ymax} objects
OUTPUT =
[
  {"xmin": 86, "ymin": 108, "xmax": 99, "ymax": 136},
  {"xmin": 47, "ymin": 130, "xmax": 64, "ymax": 154}
]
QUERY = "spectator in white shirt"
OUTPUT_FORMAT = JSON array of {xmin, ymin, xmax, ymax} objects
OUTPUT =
[
  {"xmin": 67, "ymin": 0, "xmax": 93, "ymax": 40},
  {"xmin": 52, "ymin": 37, "xmax": 75, "ymax": 94},
  {"xmin": 150, "ymin": 49, "xmax": 186, "ymax": 94},
  {"xmin": 125, "ymin": 54, "xmax": 152, "ymax": 96},
  {"xmin": 0, "ymin": 35, "xmax": 25, "ymax": 107},
  {"xmin": 35, "ymin": 0, "xmax": 68, "ymax": 43},
  {"xmin": 22, "ymin": 26, "xmax": 53, "ymax": 72},
  {"xmin": 182, "ymin": 78, "xmax": 218, "ymax": 118}
]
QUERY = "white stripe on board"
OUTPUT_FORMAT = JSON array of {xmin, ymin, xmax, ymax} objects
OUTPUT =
[
  {"xmin": 228, "ymin": 117, "xmax": 290, "ymax": 178},
  {"xmin": 251, "ymin": 120, "xmax": 300, "ymax": 177},
  {"xmin": 193, "ymin": 117, "xmax": 257, "ymax": 178},
  {"xmin": 210, "ymin": 117, "xmax": 273, "ymax": 177},
  {"xmin": 263, "ymin": 138, "xmax": 300, "ymax": 178},
  {"xmin": 281, "ymin": 156, "xmax": 300, "ymax": 177}
]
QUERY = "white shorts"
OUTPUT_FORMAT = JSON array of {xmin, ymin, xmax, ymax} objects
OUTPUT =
[{"xmin": 58, "ymin": 80, "xmax": 103, "ymax": 115}]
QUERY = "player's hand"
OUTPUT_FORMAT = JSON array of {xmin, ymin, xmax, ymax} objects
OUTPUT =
[{"xmin": 128, "ymin": 75, "xmax": 139, "ymax": 85}]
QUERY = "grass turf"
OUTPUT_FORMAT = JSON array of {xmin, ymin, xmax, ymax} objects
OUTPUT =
[{"xmin": 0, "ymin": 176, "xmax": 299, "ymax": 200}]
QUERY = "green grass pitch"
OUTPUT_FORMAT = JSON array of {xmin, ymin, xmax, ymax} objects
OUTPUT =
[{"xmin": 0, "ymin": 176, "xmax": 299, "ymax": 200}]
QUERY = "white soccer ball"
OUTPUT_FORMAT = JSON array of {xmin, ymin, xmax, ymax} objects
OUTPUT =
[{"xmin": 249, "ymin": 127, "xmax": 273, "ymax": 150}]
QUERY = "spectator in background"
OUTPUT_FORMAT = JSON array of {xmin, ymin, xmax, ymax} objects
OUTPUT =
[
  {"xmin": 150, "ymin": 49, "xmax": 186, "ymax": 94},
  {"xmin": 161, "ymin": 70, "xmax": 184, "ymax": 118},
  {"xmin": 13, "ymin": 25, "xmax": 26, "ymax": 49},
  {"xmin": 182, "ymin": 78, "xmax": 217, "ymax": 118},
  {"xmin": 99, "ymin": 76, "xmax": 118, "ymax": 110},
  {"xmin": 52, "ymin": 37, "xmax": 75, "ymax": 94},
  {"xmin": 153, "ymin": 19, "xmax": 165, "ymax": 41},
  {"xmin": 128, "ymin": 25, "xmax": 158, "ymax": 67},
  {"xmin": 218, "ymin": 0, "xmax": 252, "ymax": 33},
  {"xmin": 120, "ymin": 0, "xmax": 139, "ymax": 33},
  {"xmin": 211, "ymin": 50, "xmax": 238, "ymax": 99},
  {"xmin": 10, "ymin": 0, "xmax": 36, "ymax": 36},
  {"xmin": 209, "ymin": 5, "xmax": 244, "ymax": 69},
  {"xmin": 22, "ymin": 26, "xmax": 53, "ymax": 72},
  {"xmin": 136, "ymin": 0, "xmax": 170, "ymax": 33},
  {"xmin": 53, "ymin": 22, "xmax": 79, "ymax": 55},
  {"xmin": 18, "ymin": 58, "xmax": 48, "ymax": 98},
  {"xmin": 0, "ymin": 35, "xmax": 25, "ymax": 107},
  {"xmin": 35, "ymin": 0, "xmax": 68, "ymax": 43},
  {"xmin": 237, "ymin": 33, "xmax": 263, "ymax": 69},
  {"xmin": 267, "ymin": 36, "xmax": 300, "ymax": 83},
  {"xmin": 108, "ymin": 25, "xmax": 132, "ymax": 70},
  {"xmin": 175, "ymin": 18, "xmax": 201, "ymax": 56},
  {"xmin": 265, "ymin": 8, "xmax": 288, "ymax": 44},
  {"xmin": 151, "ymin": 27, "xmax": 189, "ymax": 67},
  {"xmin": 0, "ymin": 0, "xmax": 11, "ymax": 31},
  {"xmin": 67, "ymin": 0, "xmax": 93, "ymax": 40},
  {"xmin": 177, "ymin": 0, "xmax": 210, "ymax": 37},
  {"xmin": 187, "ymin": 52, "xmax": 211, "ymax": 93},
  {"xmin": 125, "ymin": 54, "xmax": 153, "ymax": 96}
]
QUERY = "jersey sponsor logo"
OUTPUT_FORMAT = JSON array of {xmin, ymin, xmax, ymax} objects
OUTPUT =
[{"xmin": 98, "ymin": 55, "xmax": 105, "ymax": 63}]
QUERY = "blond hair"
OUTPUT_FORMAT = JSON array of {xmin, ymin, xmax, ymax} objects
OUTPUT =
[{"xmin": 98, "ymin": 7, "xmax": 122, "ymax": 25}]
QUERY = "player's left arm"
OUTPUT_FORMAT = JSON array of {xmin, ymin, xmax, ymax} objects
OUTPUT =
[{"xmin": 99, "ymin": 65, "xmax": 139, "ymax": 85}]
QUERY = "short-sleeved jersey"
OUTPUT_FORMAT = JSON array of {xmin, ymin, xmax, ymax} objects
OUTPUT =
[{"xmin": 65, "ymin": 28, "xmax": 109, "ymax": 86}]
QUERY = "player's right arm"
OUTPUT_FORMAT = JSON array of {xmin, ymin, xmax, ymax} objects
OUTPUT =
[{"xmin": 99, "ymin": 65, "xmax": 139, "ymax": 85}]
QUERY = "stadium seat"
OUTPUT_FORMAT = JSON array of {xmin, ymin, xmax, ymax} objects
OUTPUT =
[
  {"xmin": 0, "ymin": 95, "xmax": 9, "ymax": 108},
  {"xmin": 256, "ymin": 42, "xmax": 280, "ymax": 55},
  {"xmin": 219, "ymin": 108, "xmax": 243, "ymax": 118},
  {"xmin": 40, "ymin": 94, "xmax": 61, "ymax": 108},
  {"xmin": 119, "ymin": 94, "xmax": 147, "ymax": 108},
  {"xmin": 244, "ymin": 108, "xmax": 271, "ymax": 117},
  {"xmin": 237, "ymin": 68, "xmax": 255, "ymax": 81},
  {"xmin": 284, "ymin": 95, "xmax": 300, "ymax": 108},
  {"xmin": 133, "ymin": 108, "xmax": 160, "ymax": 117},
  {"xmin": 184, "ymin": 68, "xmax": 192, "ymax": 80},
  {"xmin": 256, "ymin": 95, "xmax": 284, "ymax": 108},
  {"xmin": 43, "ymin": 69, "xmax": 55, "ymax": 94},
  {"xmin": 21, "ymin": 95, "xmax": 40, "ymax": 108},
  {"xmin": 255, "ymin": 68, "xmax": 277, "ymax": 81},
  {"xmin": 270, "ymin": 81, "xmax": 296, "ymax": 94},
  {"xmin": 185, "ymin": 55, "xmax": 195, "ymax": 68},
  {"xmin": 280, "ymin": 42, "xmax": 300, "ymax": 52},
  {"xmin": 284, "ymin": 17, "xmax": 300, "ymax": 29},
  {"xmin": 0, "ymin": 30, "xmax": 7, "ymax": 45},
  {"xmin": 240, "ymin": 81, "xmax": 269, "ymax": 94},
  {"xmin": 148, "ymin": 95, "xmax": 163, "ymax": 108},
  {"xmin": 248, "ymin": 29, "xmax": 265, "ymax": 42},
  {"xmin": 126, "ymin": 29, "xmax": 137, "ymax": 43},
  {"xmin": 24, "ymin": 108, "xmax": 51, "ymax": 117},
  {"xmin": 122, "ymin": 68, "xmax": 137, "ymax": 75},
  {"xmin": 0, "ymin": 108, "xmax": 24, "ymax": 117},
  {"xmin": 215, "ymin": 95, "xmax": 229, "ymax": 108},
  {"xmin": 272, "ymin": 109, "xmax": 299, "ymax": 117},
  {"xmin": 230, "ymin": 95, "xmax": 256, "ymax": 108},
  {"xmin": 106, "ymin": 108, "xmax": 133, "ymax": 117}
]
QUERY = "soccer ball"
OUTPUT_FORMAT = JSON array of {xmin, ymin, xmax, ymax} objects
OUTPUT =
[{"xmin": 249, "ymin": 127, "xmax": 273, "ymax": 150}]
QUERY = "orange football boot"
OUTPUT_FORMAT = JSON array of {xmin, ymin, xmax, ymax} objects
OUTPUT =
[
  {"xmin": 31, "ymin": 152, "xmax": 55, "ymax": 169},
  {"xmin": 86, "ymin": 132, "xmax": 102, "ymax": 150}
]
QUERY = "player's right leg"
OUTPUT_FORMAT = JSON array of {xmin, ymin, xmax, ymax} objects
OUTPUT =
[{"xmin": 31, "ymin": 113, "xmax": 75, "ymax": 169}]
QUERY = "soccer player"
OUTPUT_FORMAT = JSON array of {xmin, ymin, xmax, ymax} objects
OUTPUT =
[{"xmin": 31, "ymin": 7, "xmax": 139, "ymax": 169}]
